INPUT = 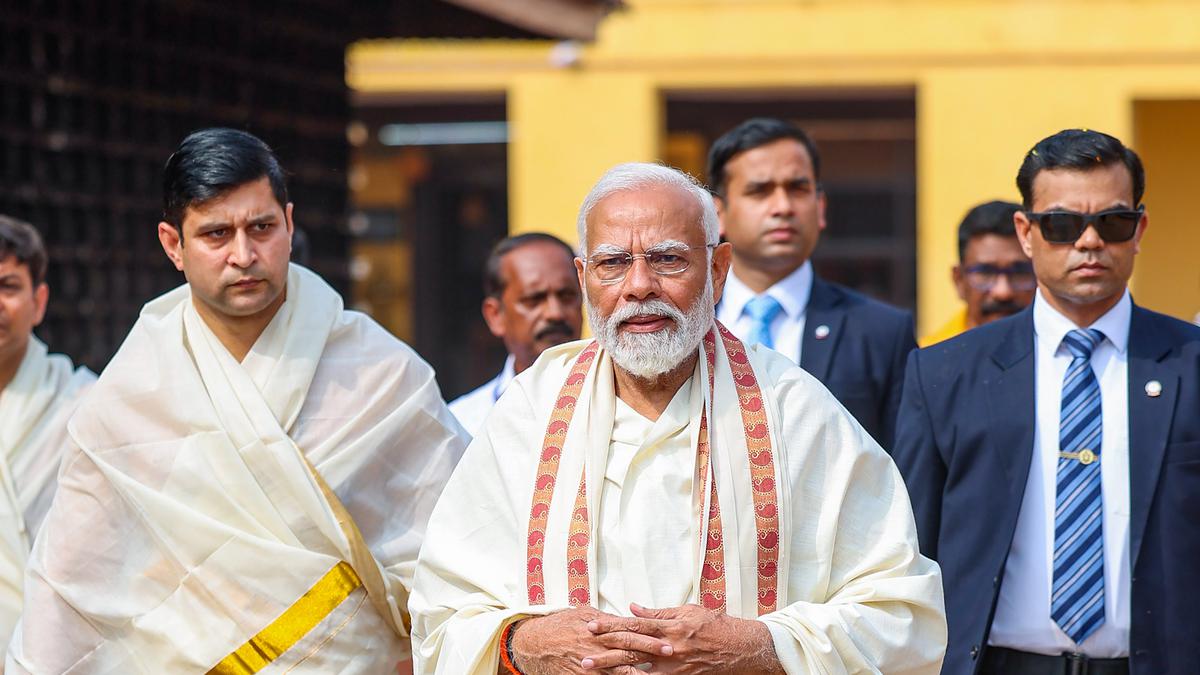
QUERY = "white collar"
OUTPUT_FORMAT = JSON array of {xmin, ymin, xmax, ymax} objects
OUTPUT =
[
  {"xmin": 723, "ymin": 260, "xmax": 813, "ymax": 320},
  {"xmin": 1033, "ymin": 288, "xmax": 1131, "ymax": 355},
  {"xmin": 491, "ymin": 354, "xmax": 517, "ymax": 402}
]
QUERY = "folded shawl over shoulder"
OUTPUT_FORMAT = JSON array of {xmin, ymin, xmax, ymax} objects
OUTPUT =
[
  {"xmin": 0, "ymin": 337, "xmax": 94, "ymax": 653},
  {"xmin": 411, "ymin": 330, "xmax": 947, "ymax": 675},
  {"xmin": 7, "ymin": 265, "xmax": 468, "ymax": 674}
]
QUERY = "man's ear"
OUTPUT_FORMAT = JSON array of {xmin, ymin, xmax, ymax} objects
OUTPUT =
[
  {"xmin": 711, "ymin": 242, "xmax": 733, "ymax": 306},
  {"xmin": 285, "ymin": 202, "xmax": 295, "ymax": 237},
  {"xmin": 1013, "ymin": 211, "xmax": 1035, "ymax": 258},
  {"xmin": 481, "ymin": 296, "xmax": 506, "ymax": 339},
  {"xmin": 158, "ymin": 222, "xmax": 185, "ymax": 272},
  {"xmin": 952, "ymin": 264, "xmax": 968, "ymax": 303},
  {"xmin": 575, "ymin": 256, "xmax": 586, "ymax": 294},
  {"xmin": 32, "ymin": 283, "xmax": 49, "ymax": 327}
]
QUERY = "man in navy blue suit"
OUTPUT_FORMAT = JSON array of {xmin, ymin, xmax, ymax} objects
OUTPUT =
[
  {"xmin": 710, "ymin": 118, "xmax": 916, "ymax": 449},
  {"xmin": 894, "ymin": 128, "xmax": 1200, "ymax": 674}
]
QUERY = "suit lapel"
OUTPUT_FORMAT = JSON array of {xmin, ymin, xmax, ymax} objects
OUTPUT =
[
  {"xmin": 1126, "ymin": 305, "xmax": 1177, "ymax": 570},
  {"xmin": 800, "ymin": 277, "xmax": 845, "ymax": 382},
  {"xmin": 986, "ymin": 310, "xmax": 1037, "ymax": 494}
]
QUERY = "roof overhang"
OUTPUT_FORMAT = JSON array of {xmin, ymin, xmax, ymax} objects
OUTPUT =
[{"xmin": 442, "ymin": 0, "xmax": 620, "ymax": 40}]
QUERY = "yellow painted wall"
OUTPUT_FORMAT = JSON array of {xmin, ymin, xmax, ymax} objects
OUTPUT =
[
  {"xmin": 1134, "ymin": 100, "xmax": 1200, "ymax": 323},
  {"xmin": 348, "ymin": 0, "xmax": 1200, "ymax": 331},
  {"xmin": 509, "ymin": 73, "xmax": 660, "ymax": 240}
]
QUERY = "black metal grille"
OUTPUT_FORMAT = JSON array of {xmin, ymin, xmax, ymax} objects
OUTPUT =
[{"xmin": 1, "ymin": 0, "xmax": 354, "ymax": 370}]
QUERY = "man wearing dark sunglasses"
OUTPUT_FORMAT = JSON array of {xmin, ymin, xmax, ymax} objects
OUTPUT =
[
  {"xmin": 920, "ymin": 200, "xmax": 1036, "ymax": 346},
  {"xmin": 895, "ymin": 128, "xmax": 1200, "ymax": 675}
]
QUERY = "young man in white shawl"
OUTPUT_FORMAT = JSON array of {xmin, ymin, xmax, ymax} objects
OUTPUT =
[
  {"xmin": 411, "ymin": 163, "xmax": 947, "ymax": 674},
  {"xmin": 0, "ymin": 216, "xmax": 95, "ymax": 657},
  {"xmin": 8, "ymin": 128, "xmax": 468, "ymax": 673}
]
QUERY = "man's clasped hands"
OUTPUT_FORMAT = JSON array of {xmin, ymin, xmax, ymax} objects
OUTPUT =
[{"xmin": 507, "ymin": 602, "xmax": 786, "ymax": 675}]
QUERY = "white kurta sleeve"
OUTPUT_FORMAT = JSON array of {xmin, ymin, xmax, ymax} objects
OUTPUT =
[
  {"xmin": 410, "ymin": 370, "xmax": 566, "ymax": 675},
  {"xmin": 755, "ymin": 350, "xmax": 946, "ymax": 675}
]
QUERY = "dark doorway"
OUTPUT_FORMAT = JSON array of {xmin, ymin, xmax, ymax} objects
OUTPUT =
[
  {"xmin": 348, "ymin": 99, "xmax": 509, "ymax": 400},
  {"xmin": 664, "ymin": 89, "xmax": 917, "ymax": 312}
]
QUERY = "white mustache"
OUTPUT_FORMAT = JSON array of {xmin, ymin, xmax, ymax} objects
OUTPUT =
[{"xmin": 610, "ymin": 299, "xmax": 684, "ymax": 326}]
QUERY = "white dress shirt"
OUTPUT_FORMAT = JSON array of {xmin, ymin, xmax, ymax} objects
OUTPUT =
[
  {"xmin": 717, "ymin": 261, "xmax": 813, "ymax": 365},
  {"xmin": 448, "ymin": 355, "xmax": 516, "ymax": 437},
  {"xmin": 989, "ymin": 289, "xmax": 1131, "ymax": 657}
]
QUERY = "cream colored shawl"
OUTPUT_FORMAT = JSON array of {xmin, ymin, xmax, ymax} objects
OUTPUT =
[
  {"xmin": 8, "ymin": 265, "xmax": 467, "ymax": 674},
  {"xmin": 0, "ymin": 337, "xmax": 94, "ymax": 652},
  {"xmin": 411, "ymin": 333, "xmax": 946, "ymax": 674}
]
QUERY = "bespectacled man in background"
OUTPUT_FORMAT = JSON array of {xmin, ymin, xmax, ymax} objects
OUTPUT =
[{"xmin": 920, "ymin": 200, "xmax": 1036, "ymax": 346}]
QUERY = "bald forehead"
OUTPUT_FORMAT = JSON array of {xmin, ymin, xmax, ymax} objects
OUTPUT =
[
  {"xmin": 502, "ymin": 240, "xmax": 575, "ymax": 278},
  {"xmin": 586, "ymin": 183, "xmax": 705, "ymax": 245}
]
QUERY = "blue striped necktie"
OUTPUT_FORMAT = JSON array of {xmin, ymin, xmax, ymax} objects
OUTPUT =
[
  {"xmin": 1051, "ymin": 327, "xmax": 1107, "ymax": 645},
  {"xmin": 743, "ymin": 295, "xmax": 784, "ymax": 349}
]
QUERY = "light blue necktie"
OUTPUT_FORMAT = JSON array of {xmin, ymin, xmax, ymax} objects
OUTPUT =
[
  {"xmin": 743, "ymin": 295, "xmax": 783, "ymax": 349},
  {"xmin": 1051, "ymin": 328, "xmax": 1106, "ymax": 645}
]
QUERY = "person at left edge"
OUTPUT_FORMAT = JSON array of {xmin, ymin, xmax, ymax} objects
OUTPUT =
[
  {"xmin": 449, "ymin": 233, "xmax": 582, "ymax": 436},
  {"xmin": 0, "ymin": 216, "xmax": 95, "ymax": 657},
  {"xmin": 7, "ymin": 128, "xmax": 468, "ymax": 673}
]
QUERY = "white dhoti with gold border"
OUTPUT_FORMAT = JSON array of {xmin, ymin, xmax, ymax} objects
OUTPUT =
[{"xmin": 8, "ymin": 265, "xmax": 467, "ymax": 674}]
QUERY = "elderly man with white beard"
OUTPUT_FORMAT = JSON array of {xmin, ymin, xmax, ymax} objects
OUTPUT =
[{"xmin": 410, "ymin": 163, "xmax": 947, "ymax": 675}]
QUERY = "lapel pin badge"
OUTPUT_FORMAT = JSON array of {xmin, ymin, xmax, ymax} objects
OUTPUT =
[
  {"xmin": 1145, "ymin": 380, "xmax": 1162, "ymax": 398},
  {"xmin": 814, "ymin": 324, "xmax": 831, "ymax": 340}
]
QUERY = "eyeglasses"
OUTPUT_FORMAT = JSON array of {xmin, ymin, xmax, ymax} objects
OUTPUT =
[
  {"xmin": 582, "ymin": 243, "xmax": 716, "ymax": 285},
  {"xmin": 962, "ymin": 262, "xmax": 1037, "ymax": 292},
  {"xmin": 1024, "ymin": 205, "xmax": 1143, "ymax": 244}
]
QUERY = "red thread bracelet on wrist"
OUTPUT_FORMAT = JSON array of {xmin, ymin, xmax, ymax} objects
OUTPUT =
[{"xmin": 499, "ymin": 621, "xmax": 523, "ymax": 675}]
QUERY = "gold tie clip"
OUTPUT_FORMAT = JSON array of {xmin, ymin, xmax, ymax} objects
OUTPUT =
[{"xmin": 1059, "ymin": 448, "xmax": 1098, "ymax": 465}]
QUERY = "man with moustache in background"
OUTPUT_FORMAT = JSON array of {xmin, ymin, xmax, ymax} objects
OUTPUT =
[
  {"xmin": 920, "ymin": 200, "xmax": 1037, "ymax": 346},
  {"xmin": 450, "ymin": 233, "xmax": 582, "ymax": 436}
]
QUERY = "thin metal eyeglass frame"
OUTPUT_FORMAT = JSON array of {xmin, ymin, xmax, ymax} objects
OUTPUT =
[
  {"xmin": 962, "ymin": 263, "xmax": 1038, "ymax": 292},
  {"xmin": 582, "ymin": 242, "xmax": 717, "ymax": 285}
]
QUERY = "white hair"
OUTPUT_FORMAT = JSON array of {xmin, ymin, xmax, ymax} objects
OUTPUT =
[{"xmin": 575, "ymin": 162, "xmax": 719, "ymax": 255}]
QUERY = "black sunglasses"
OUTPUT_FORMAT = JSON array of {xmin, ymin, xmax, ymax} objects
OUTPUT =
[{"xmin": 1024, "ymin": 205, "xmax": 1144, "ymax": 244}]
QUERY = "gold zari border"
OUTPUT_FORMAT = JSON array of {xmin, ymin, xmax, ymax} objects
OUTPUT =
[{"xmin": 207, "ymin": 561, "xmax": 362, "ymax": 675}]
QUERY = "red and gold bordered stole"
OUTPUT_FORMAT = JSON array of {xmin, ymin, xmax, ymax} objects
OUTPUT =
[
  {"xmin": 526, "ymin": 341, "xmax": 598, "ymax": 605},
  {"xmin": 524, "ymin": 323, "xmax": 780, "ymax": 615},
  {"xmin": 696, "ymin": 330, "xmax": 725, "ymax": 612},
  {"xmin": 716, "ymin": 322, "xmax": 780, "ymax": 615}
]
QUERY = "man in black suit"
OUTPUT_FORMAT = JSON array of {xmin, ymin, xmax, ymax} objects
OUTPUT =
[
  {"xmin": 710, "ymin": 118, "xmax": 916, "ymax": 449},
  {"xmin": 894, "ymin": 128, "xmax": 1200, "ymax": 674}
]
